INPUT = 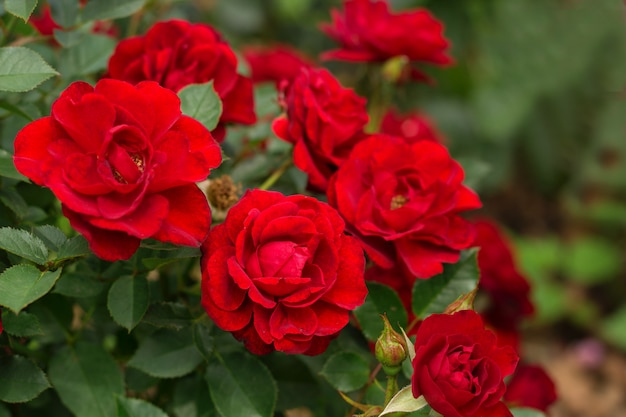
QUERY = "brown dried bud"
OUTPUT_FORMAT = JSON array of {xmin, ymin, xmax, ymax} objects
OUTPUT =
[{"xmin": 206, "ymin": 175, "xmax": 241, "ymax": 212}]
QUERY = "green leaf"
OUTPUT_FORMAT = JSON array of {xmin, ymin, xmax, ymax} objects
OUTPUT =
[
  {"xmin": 58, "ymin": 33, "xmax": 116, "ymax": 77},
  {"xmin": 0, "ymin": 265, "xmax": 62, "ymax": 314},
  {"xmin": 380, "ymin": 387, "xmax": 427, "ymax": 416},
  {"xmin": 600, "ymin": 306, "xmax": 626, "ymax": 350},
  {"xmin": 0, "ymin": 403, "xmax": 9, "ymax": 417},
  {"xmin": 107, "ymin": 275, "xmax": 149, "ymax": 331},
  {"xmin": 412, "ymin": 249, "xmax": 479, "ymax": 318},
  {"xmin": 48, "ymin": 0, "xmax": 80, "ymax": 27},
  {"xmin": 48, "ymin": 342, "xmax": 125, "ymax": 417},
  {"xmin": 0, "ymin": 355, "xmax": 50, "ymax": 403},
  {"xmin": 142, "ymin": 302, "xmax": 193, "ymax": 330},
  {"xmin": 206, "ymin": 351, "xmax": 277, "ymax": 417},
  {"xmin": 0, "ymin": 227, "xmax": 49, "ymax": 264},
  {"xmin": 510, "ymin": 408, "xmax": 547, "ymax": 417},
  {"xmin": 178, "ymin": 82, "xmax": 223, "ymax": 131},
  {"xmin": 353, "ymin": 282, "xmax": 408, "ymax": 341},
  {"xmin": 53, "ymin": 272, "xmax": 107, "ymax": 298},
  {"xmin": 33, "ymin": 225, "xmax": 68, "ymax": 251},
  {"xmin": 193, "ymin": 322, "xmax": 215, "ymax": 361},
  {"xmin": 172, "ymin": 375, "xmax": 217, "ymax": 417},
  {"xmin": 128, "ymin": 327, "xmax": 203, "ymax": 378},
  {"xmin": 56, "ymin": 235, "xmax": 91, "ymax": 261},
  {"xmin": 0, "ymin": 47, "xmax": 58, "ymax": 92},
  {"xmin": 81, "ymin": 0, "xmax": 146, "ymax": 21},
  {"xmin": 320, "ymin": 352, "xmax": 370, "ymax": 392},
  {"xmin": 116, "ymin": 397, "xmax": 168, "ymax": 417},
  {"xmin": 4, "ymin": 0, "xmax": 38, "ymax": 21},
  {"xmin": 1, "ymin": 310, "xmax": 43, "ymax": 337},
  {"xmin": 562, "ymin": 238, "xmax": 621, "ymax": 285},
  {"xmin": 141, "ymin": 246, "xmax": 199, "ymax": 270}
]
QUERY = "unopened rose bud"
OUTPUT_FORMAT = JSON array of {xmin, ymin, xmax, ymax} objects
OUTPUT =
[
  {"xmin": 375, "ymin": 314, "xmax": 407, "ymax": 376},
  {"xmin": 444, "ymin": 288, "xmax": 478, "ymax": 315},
  {"xmin": 381, "ymin": 55, "xmax": 410, "ymax": 83}
]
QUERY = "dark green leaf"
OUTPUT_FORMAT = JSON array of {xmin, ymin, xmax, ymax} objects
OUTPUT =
[
  {"xmin": 48, "ymin": 342, "xmax": 124, "ymax": 417},
  {"xmin": 1, "ymin": 310, "xmax": 43, "ymax": 337},
  {"xmin": 142, "ymin": 302, "xmax": 193, "ymax": 330},
  {"xmin": 0, "ymin": 265, "xmax": 62, "ymax": 314},
  {"xmin": 172, "ymin": 375, "xmax": 217, "ymax": 417},
  {"xmin": 58, "ymin": 33, "xmax": 116, "ymax": 76},
  {"xmin": 108, "ymin": 275, "xmax": 149, "ymax": 331},
  {"xmin": 128, "ymin": 327, "xmax": 203, "ymax": 378},
  {"xmin": 412, "ymin": 249, "xmax": 479, "ymax": 318},
  {"xmin": 0, "ymin": 47, "xmax": 58, "ymax": 92},
  {"xmin": 0, "ymin": 227, "xmax": 49, "ymax": 264},
  {"xmin": 116, "ymin": 397, "xmax": 168, "ymax": 417},
  {"xmin": 56, "ymin": 235, "xmax": 91, "ymax": 261},
  {"xmin": 141, "ymin": 246, "xmax": 199, "ymax": 270},
  {"xmin": 0, "ymin": 150, "xmax": 28, "ymax": 181},
  {"xmin": 0, "ymin": 100, "xmax": 34, "ymax": 121},
  {"xmin": 261, "ymin": 354, "xmax": 321, "ymax": 412},
  {"xmin": 178, "ymin": 82, "xmax": 223, "ymax": 131},
  {"xmin": 0, "ymin": 355, "xmax": 50, "ymax": 403},
  {"xmin": 81, "ymin": 0, "xmax": 146, "ymax": 21},
  {"xmin": 5, "ymin": 0, "xmax": 38, "ymax": 21},
  {"xmin": 33, "ymin": 225, "xmax": 68, "ymax": 251},
  {"xmin": 193, "ymin": 322, "xmax": 215, "ymax": 361},
  {"xmin": 206, "ymin": 351, "xmax": 277, "ymax": 417},
  {"xmin": 600, "ymin": 306, "xmax": 626, "ymax": 350},
  {"xmin": 354, "ymin": 282, "xmax": 408, "ymax": 341},
  {"xmin": 0, "ymin": 403, "xmax": 9, "ymax": 417},
  {"xmin": 320, "ymin": 352, "xmax": 370, "ymax": 392},
  {"xmin": 53, "ymin": 272, "xmax": 107, "ymax": 298}
]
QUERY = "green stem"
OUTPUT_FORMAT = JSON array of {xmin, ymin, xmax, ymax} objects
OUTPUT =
[
  {"xmin": 1, "ymin": 14, "xmax": 17, "ymax": 47},
  {"xmin": 258, "ymin": 158, "xmax": 292, "ymax": 191},
  {"xmin": 384, "ymin": 375, "xmax": 399, "ymax": 406}
]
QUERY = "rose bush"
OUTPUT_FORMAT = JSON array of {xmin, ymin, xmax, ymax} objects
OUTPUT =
[
  {"xmin": 272, "ymin": 67, "xmax": 369, "ymax": 191},
  {"xmin": 13, "ymin": 79, "xmax": 222, "ymax": 261},
  {"xmin": 327, "ymin": 134, "xmax": 481, "ymax": 278},
  {"xmin": 411, "ymin": 310, "xmax": 519, "ymax": 417},
  {"xmin": 107, "ymin": 19, "xmax": 256, "ymax": 141},
  {"xmin": 201, "ymin": 189, "xmax": 367, "ymax": 355}
]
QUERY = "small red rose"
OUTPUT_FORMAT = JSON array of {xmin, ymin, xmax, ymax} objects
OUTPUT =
[
  {"xmin": 412, "ymin": 310, "xmax": 519, "ymax": 417},
  {"xmin": 320, "ymin": 0, "xmax": 452, "ymax": 80},
  {"xmin": 14, "ymin": 79, "xmax": 222, "ymax": 261},
  {"xmin": 107, "ymin": 19, "xmax": 256, "ymax": 141},
  {"xmin": 272, "ymin": 67, "xmax": 368, "ymax": 191},
  {"xmin": 381, "ymin": 108, "xmax": 443, "ymax": 144},
  {"xmin": 243, "ymin": 44, "xmax": 314, "ymax": 86},
  {"xmin": 327, "ymin": 134, "xmax": 481, "ymax": 279},
  {"xmin": 201, "ymin": 189, "xmax": 367, "ymax": 355},
  {"xmin": 505, "ymin": 364, "xmax": 557, "ymax": 412}
]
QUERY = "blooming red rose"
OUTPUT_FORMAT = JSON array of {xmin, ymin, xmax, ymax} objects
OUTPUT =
[
  {"xmin": 412, "ymin": 310, "xmax": 519, "ymax": 417},
  {"xmin": 320, "ymin": 0, "xmax": 452, "ymax": 80},
  {"xmin": 243, "ymin": 44, "xmax": 314, "ymax": 86},
  {"xmin": 504, "ymin": 364, "xmax": 557, "ymax": 412},
  {"xmin": 473, "ymin": 219, "xmax": 534, "ymax": 330},
  {"xmin": 272, "ymin": 67, "xmax": 369, "ymax": 191},
  {"xmin": 201, "ymin": 189, "xmax": 367, "ymax": 355},
  {"xmin": 14, "ymin": 79, "xmax": 222, "ymax": 261},
  {"xmin": 31, "ymin": 4, "xmax": 118, "ymax": 42},
  {"xmin": 107, "ymin": 19, "xmax": 256, "ymax": 141},
  {"xmin": 381, "ymin": 108, "xmax": 443, "ymax": 144},
  {"xmin": 327, "ymin": 134, "xmax": 481, "ymax": 279}
]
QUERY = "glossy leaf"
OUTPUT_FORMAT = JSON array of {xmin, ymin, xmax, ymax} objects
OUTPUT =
[
  {"xmin": 0, "ymin": 227, "xmax": 49, "ymax": 264},
  {"xmin": 320, "ymin": 352, "xmax": 370, "ymax": 392},
  {"xmin": 0, "ymin": 47, "xmax": 58, "ymax": 92},
  {"xmin": 0, "ymin": 265, "xmax": 62, "ymax": 314},
  {"xmin": 178, "ymin": 82, "xmax": 223, "ymax": 131},
  {"xmin": 107, "ymin": 275, "xmax": 149, "ymax": 331},
  {"xmin": 206, "ymin": 351, "xmax": 277, "ymax": 417},
  {"xmin": 0, "ymin": 355, "xmax": 50, "ymax": 403},
  {"xmin": 49, "ymin": 342, "xmax": 124, "ymax": 417},
  {"xmin": 116, "ymin": 397, "xmax": 168, "ymax": 417},
  {"xmin": 412, "ymin": 249, "xmax": 479, "ymax": 319},
  {"xmin": 354, "ymin": 282, "xmax": 408, "ymax": 341}
]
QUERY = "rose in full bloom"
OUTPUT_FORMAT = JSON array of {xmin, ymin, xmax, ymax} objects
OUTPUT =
[
  {"xmin": 504, "ymin": 364, "xmax": 557, "ymax": 412},
  {"xmin": 201, "ymin": 189, "xmax": 367, "ymax": 355},
  {"xmin": 272, "ymin": 67, "xmax": 369, "ymax": 191},
  {"xmin": 327, "ymin": 134, "xmax": 481, "ymax": 279},
  {"xmin": 412, "ymin": 310, "xmax": 519, "ymax": 417},
  {"xmin": 107, "ymin": 19, "xmax": 256, "ymax": 141},
  {"xmin": 13, "ymin": 79, "xmax": 222, "ymax": 261},
  {"xmin": 381, "ymin": 108, "xmax": 443, "ymax": 144},
  {"xmin": 243, "ymin": 44, "xmax": 314, "ymax": 86},
  {"xmin": 320, "ymin": 0, "xmax": 452, "ymax": 80},
  {"xmin": 473, "ymin": 219, "xmax": 534, "ymax": 331}
]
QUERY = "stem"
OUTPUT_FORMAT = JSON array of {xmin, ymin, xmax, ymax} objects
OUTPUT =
[
  {"xmin": 258, "ymin": 158, "xmax": 292, "ymax": 190},
  {"xmin": 1, "ymin": 14, "xmax": 17, "ymax": 47},
  {"xmin": 384, "ymin": 375, "xmax": 399, "ymax": 406}
]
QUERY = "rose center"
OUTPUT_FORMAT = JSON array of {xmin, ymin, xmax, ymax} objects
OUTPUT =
[
  {"xmin": 390, "ymin": 195, "xmax": 408, "ymax": 210},
  {"xmin": 108, "ymin": 141, "xmax": 145, "ymax": 184}
]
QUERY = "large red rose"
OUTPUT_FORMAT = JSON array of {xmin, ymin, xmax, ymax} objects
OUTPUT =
[
  {"xmin": 13, "ymin": 79, "xmax": 222, "ymax": 261},
  {"xmin": 412, "ymin": 310, "xmax": 519, "ymax": 417},
  {"xmin": 473, "ymin": 219, "xmax": 534, "ymax": 330},
  {"xmin": 107, "ymin": 19, "xmax": 256, "ymax": 141},
  {"xmin": 243, "ymin": 44, "xmax": 314, "ymax": 86},
  {"xmin": 272, "ymin": 67, "xmax": 369, "ymax": 192},
  {"xmin": 327, "ymin": 134, "xmax": 481, "ymax": 279},
  {"xmin": 201, "ymin": 189, "xmax": 367, "ymax": 355},
  {"xmin": 504, "ymin": 364, "xmax": 557, "ymax": 412},
  {"xmin": 320, "ymin": 0, "xmax": 451, "ymax": 80}
]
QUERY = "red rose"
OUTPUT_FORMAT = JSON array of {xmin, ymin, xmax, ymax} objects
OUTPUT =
[
  {"xmin": 320, "ymin": 0, "xmax": 451, "ymax": 80},
  {"xmin": 31, "ymin": 4, "xmax": 118, "ymax": 41},
  {"xmin": 412, "ymin": 310, "xmax": 519, "ymax": 417},
  {"xmin": 107, "ymin": 19, "xmax": 256, "ymax": 141},
  {"xmin": 473, "ymin": 219, "xmax": 534, "ymax": 330},
  {"xmin": 201, "ymin": 189, "xmax": 367, "ymax": 355},
  {"xmin": 243, "ymin": 44, "xmax": 314, "ymax": 86},
  {"xmin": 13, "ymin": 79, "xmax": 222, "ymax": 261},
  {"xmin": 504, "ymin": 364, "xmax": 557, "ymax": 412},
  {"xmin": 272, "ymin": 68, "xmax": 369, "ymax": 191},
  {"xmin": 327, "ymin": 134, "xmax": 481, "ymax": 279},
  {"xmin": 381, "ymin": 108, "xmax": 443, "ymax": 144}
]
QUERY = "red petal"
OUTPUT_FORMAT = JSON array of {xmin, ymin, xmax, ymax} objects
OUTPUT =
[
  {"xmin": 13, "ymin": 118, "xmax": 59, "ymax": 184},
  {"xmin": 322, "ymin": 235, "xmax": 367, "ymax": 309}
]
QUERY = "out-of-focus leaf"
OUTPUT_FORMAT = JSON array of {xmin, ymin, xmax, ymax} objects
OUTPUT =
[
  {"xmin": 116, "ymin": 397, "xmax": 168, "ymax": 417},
  {"xmin": 0, "ymin": 355, "xmax": 50, "ymax": 403},
  {"xmin": 0, "ymin": 150, "xmax": 28, "ymax": 181},
  {"xmin": 0, "ymin": 265, "xmax": 62, "ymax": 314},
  {"xmin": 81, "ymin": 0, "xmax": 146, "ymax": 21},
  {"xmin": 142, "ymin": 302, "xmax": 193, "ymax": 330},
  {"xmin": 562, "ymin": 238, "xmax": 621, "ymax": 285},
  {"xmin": 58, "ymin": 33, "xmax": 116, "ymax": 76},
  {"xmin": 53, "ymin": 272, "xmax": 107, "ymax": 298},
  {"xmin": 4, "ymin": 0, "xmax": 38, "ymax": 21},
  {"xmin": 511, "ymin": 408, "xmax": 547, "ymax": 417},
  {"xmin": 320, "ymin": 352, "xmax": 370, "ymax": 392},
  {"xmin": 1, "ymin": 310, "xmax": 43, "ymax": 337},
  {"xmin": 0, "ymin": 47, "xmax": 58, "ymax": 92},
  {"xmin": 600, "ymin": 306, "xmax": 626, "ymax": 350},
  {"xmin": 48, "ymin": 0, "xmax": 79, "ymax": 27}
]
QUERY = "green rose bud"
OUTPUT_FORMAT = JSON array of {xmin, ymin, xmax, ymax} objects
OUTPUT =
[{"xmin": 375, "ymin": 314, "xmax": 408, "ymax": 376}]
